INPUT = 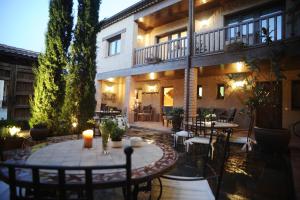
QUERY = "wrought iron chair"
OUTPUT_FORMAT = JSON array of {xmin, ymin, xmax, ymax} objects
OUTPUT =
[
  {"xmin": 173, "ymin": 117, "xmax": 196, "ymax": 147},
  {"xmin": 153, "ymin": 122, "xmax": 232, "ymax": 200},
  {"xmin": 0, "ymin": 147, "xmax": 134, "ymax": 200}
]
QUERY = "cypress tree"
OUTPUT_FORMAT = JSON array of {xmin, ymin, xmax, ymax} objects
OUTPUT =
[
  {"xmin": 30, "ymin": 0, "xmax": 73, "ymax": 131},
  {"xmin": 62, "ymin": 0, "xmax": 100, "ymax": 131}
]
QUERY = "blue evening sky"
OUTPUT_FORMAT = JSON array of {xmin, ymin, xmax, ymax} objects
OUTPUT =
[{"xmin": 0, "ymin": 0, "xmax": 140, "ymax": 52}]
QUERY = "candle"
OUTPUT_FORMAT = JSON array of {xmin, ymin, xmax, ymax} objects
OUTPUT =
[{"xmin": 82, "ymin": 129, "xmax": 93, "ymax": 148}]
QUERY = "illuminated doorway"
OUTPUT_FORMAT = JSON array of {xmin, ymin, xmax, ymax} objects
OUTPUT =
[{"xmin": 162, "ymin": 87, "xmax": 174, "ymax": 106}]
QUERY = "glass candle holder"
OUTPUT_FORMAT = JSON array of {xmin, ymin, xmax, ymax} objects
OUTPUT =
[{"xmin": 82, "ymin": 129, "xmax": 93, "ymax": 148}]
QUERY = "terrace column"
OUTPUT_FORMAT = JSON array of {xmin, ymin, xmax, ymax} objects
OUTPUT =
[
  {"xmin": 95, "ymin": 80, "xmax": 102, "ymax": 111},
  {"xmin": 124, "ymin": 76, "xmax": 136, "ymax": 123},
  {"xmin": 184, "ymin": 67, "xmax": 198, "ymax": 119},
  {"xmin": 184, "ymin": 0, "xmax": 195, "ymax": 122}
]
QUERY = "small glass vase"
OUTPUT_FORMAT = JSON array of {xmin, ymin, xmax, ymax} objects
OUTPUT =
[{"xmin": 102, "ymin": 132, "xmax": 109, "ymax": 154}]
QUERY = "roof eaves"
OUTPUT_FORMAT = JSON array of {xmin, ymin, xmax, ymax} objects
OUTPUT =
[
  {"xmin": 99, "ymin": 0, "xmax": 164, "ymax": 30},
  {"xmin": 0, "ymin": 43, "xmax": 39, "ymax": 59}
]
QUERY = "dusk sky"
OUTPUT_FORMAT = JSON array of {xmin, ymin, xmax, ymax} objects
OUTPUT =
[{"xmin": 0, "ymin": 0, "xmax": 140, "ymax": 52}]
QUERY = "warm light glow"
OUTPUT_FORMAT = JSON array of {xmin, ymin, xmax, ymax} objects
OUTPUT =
[
  {"xmin": 236, "ymin": 62, "xmax": 244, "ymax": 72},
  {"xmin": 105, "ymin": 85, "xmax": 114, "ymax": 93},
  {"xmin": 137, "ymin": 35, "xmax": 143, "ymax": 40},
  {"xmin": 232, "ymin": 80, "xmax": 246, "ymax": 89},
  {"xmin": 72, "ymin": 122, "xmax": 78, "ymax": 128},
  {"xmin": 107, "ymin": 77, "xmax": 114, "ymax": 82},
  {"xmin": 147, "ymin": 85, "xmax": 158, "ymax": 93},
  {"xmin": 8, "ymin": 126, "xmax": 21, "ymax": 136},
  {"xmin": 82, "ymin": 129, "xmax": 94, "ymax": 148},
  {"xmin": 199, "ymin": 19, "xmax": 209, "ymax": 27},
  {"xmin": 201, "ymin": 0, "xmax": 208, "ymax": 4},
  {"xmin": 198, "ymin": 86, "xmax": 203, "ymax": 97},
  {"xmin": 138, "ymin": 17, "xmax": 144, "ymax": 22},
  {"xmin": 149, "ymin": 72, "xmax": 156, "ymax": 80}
]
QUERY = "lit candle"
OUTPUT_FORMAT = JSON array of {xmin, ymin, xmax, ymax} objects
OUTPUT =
[{"xmin": 82, "ymin": 129, "xmax": 94, "ymax": 148}]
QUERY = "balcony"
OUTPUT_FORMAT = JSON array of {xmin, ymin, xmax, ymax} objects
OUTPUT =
[{"xmin": 134, "ymin": 11, "xmax": 284, "ymax": 66}]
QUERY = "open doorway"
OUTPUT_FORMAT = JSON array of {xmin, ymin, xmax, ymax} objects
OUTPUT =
[{"xmin": 162, "ymin": 87, "xmax": 174, "ymax": 107}]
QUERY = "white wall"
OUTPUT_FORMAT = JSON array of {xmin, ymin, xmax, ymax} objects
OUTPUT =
[{"xmin": 96, "ymin": 15, "xmax": 137, "ymax": 74}]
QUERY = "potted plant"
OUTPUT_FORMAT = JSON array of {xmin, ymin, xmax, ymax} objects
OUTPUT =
[
  {"xmin": 0, "ymin": 121, "xmax": 25, "ymax": 151},
  {"xmin": 110, "ymin": 126, "xmax": 125, "ymax": 148},
  {"xmin": 228, "ymin": 28, "xmax": 289, "ymax": 153},
  {"xmin": 99, "ymin": 119, "xmax": 117, "ymax": 153},
  {"xmin": 30, "ymin": 123, "xmax": 49, "ymax": 141},
  {"xmin": 170, "ymin": 107, "xmax": 184, "ymax": 132}
]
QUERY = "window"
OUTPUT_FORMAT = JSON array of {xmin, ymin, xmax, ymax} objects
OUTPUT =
[
  {"xmin": 108, "ymin": 35, "xmax": 121, "ymax": 56},
  {"xmin": 197, "ymin": 85, "xmax": 203, "ymax": 99},
  {"xmin": 225, "ymin": 5, "xmax": 283, "ymax": 42},
  {"xmin": 157, "ymin": 29, "xmax": 187, "ymax": 43},
  {"xmin": 217, "ymin": 84, "xmax": 225, "ymax": 99},
  {"xmin": 0, "ymin": 80, "xmax": 8, "ymax": 120},
  {"xmin": 292, "ymin": 80, "xmax": 300, "ymax": 110}
]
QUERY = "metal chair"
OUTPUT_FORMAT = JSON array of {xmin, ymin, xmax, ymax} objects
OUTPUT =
[
  {"xmin": 153, "ymin": 123, "xmax": 232, "ymax": 200},
  {"xmin": 0, "ymin": 147, "xmax": 134, "ymax": 200}
]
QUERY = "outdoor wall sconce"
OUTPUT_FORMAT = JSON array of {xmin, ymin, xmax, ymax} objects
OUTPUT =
[
  {"xmin": 235, "ymin": 62, "xmax": 244, "ymax": 72},
  {"xmin": 137, "ymin": 35, "xmax": 143, "ymax": 40},
  {"xmin": 106, "ymin": 77, "xmax": 114, "ymax": 82},
  {"xmin": 105, "ymin": 85, "xmax": 114, "ymax": 93},
  {"xmin": 199, "ymin": 19, "xmax": 209, "ymax": 27},
  {"xmin": 149, "ymin": 72, "xmax": 156, "ymax": 80},
  {"xmin": 232, "ymin": 80, "xmax": 246, "ymax": 89}
]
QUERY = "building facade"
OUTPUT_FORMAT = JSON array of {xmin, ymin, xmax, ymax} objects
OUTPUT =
[
  {"xmin": 95, "ymin": 0, "xmax": 300, "ymax": 128},
  {"xmin": 0, "ymin": 44, "xmax": 38, "ymax": 121}
]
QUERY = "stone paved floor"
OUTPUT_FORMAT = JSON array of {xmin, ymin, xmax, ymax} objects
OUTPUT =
[{"xmin": 0, "ymin": 128, "xmax": 293, "ymax": 200}]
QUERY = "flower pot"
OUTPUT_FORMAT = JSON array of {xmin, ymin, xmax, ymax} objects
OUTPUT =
[
  {"xmin": 30, "ymin": 128, "xmax": 49, "ymax": 141},
  {"xmin": 111, "ymin": 140, "xmax": 123, "ymax": 148},
  {"xmin": 254, "ymin": 126, "xmax": 290, "ymax": 153}
]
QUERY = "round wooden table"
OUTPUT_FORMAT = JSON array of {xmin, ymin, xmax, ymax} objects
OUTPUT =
[{"xmin": 26, "ymin": 138, "xmax": 177, "ymax": 184}]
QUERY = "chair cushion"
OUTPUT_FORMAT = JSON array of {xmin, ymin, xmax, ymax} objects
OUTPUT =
[
  {"xmin": 185, "ymin": 137, "xmax": 210, "ymax": 145},
  {"xmin": 151, "ymin": 176, "xmax": 215, "ymax": 200},
  {"xmin": 175, "ymin": 131, "xmax": 191, "ymax": 137}
]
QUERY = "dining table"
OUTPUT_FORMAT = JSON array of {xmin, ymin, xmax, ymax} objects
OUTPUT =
[{"xmin": 24, "ymin": 137, "xmax": 177, "ymax": 197}]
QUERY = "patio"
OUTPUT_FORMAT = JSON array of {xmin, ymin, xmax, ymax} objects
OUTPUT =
[{"xmin": 0, "ymin": 128, "xmax": 292, "ymax": 200}]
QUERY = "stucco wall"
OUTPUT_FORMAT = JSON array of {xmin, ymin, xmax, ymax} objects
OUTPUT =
[
  {"xmin": 96, "ymin": 15, "xmax": 137, "ymax": 74},
  {"xmin": 197, "ymin": 69, "xmax": 300, "ymax": 129}
]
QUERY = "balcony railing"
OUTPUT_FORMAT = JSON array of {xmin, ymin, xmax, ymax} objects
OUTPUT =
[
  {"xmin": 194, "ymin": 11, "xmax": 283, "ymax": 55},
  {"xmin": 134, "ymin": 11, "xmax": 284, "ymax": 65},
  {"xmin": 134, "ymin": 37, "xmax": 187, "ymax": 65}
]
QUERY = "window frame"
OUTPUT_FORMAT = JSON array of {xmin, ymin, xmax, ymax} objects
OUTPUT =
[
  {"xmin": 197, "ymin": 85, "xmax": 203, "ymax": 99},
  {"xmin": 107, "ymin": 34, "xmax": 121, "ymax": 56},
  {"xmin": 217, "ymin": 84, "xmax": 225, "ymax": 99}
]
